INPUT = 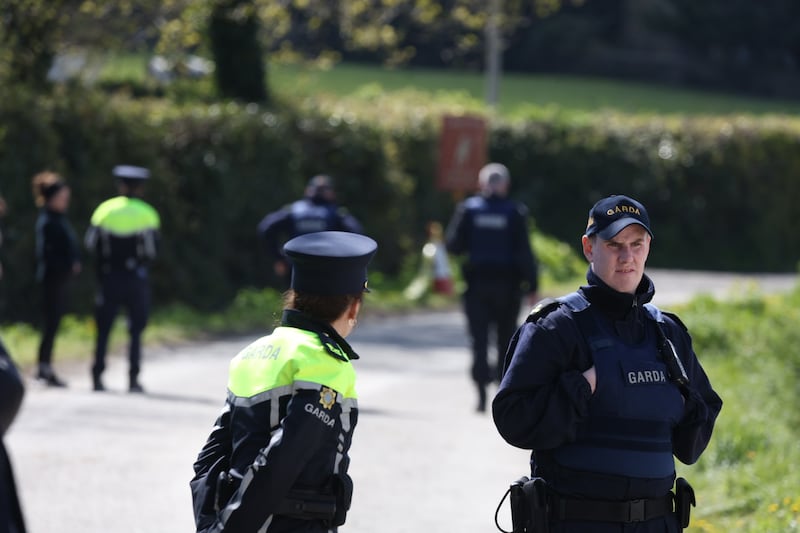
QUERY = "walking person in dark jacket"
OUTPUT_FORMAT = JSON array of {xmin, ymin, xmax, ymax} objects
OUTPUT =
[
  {"xmin": 32, "ymin": 171, "xmax": 81, "ymax": 387},
  {"xmin": 257, "ymin": 175, "xmax": 363, "ymax": 288},
  {"xmin": 445, "ymin": 163, "xmax": 539, "ymax": 412},
  {"xmin": 493, "ymin": 195, "xmax": 722, "ymax": 532}
]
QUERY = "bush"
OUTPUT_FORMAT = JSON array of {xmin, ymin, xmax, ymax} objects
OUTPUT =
[{"xmin": 676, "ymin": 287, "xmax": 800, "ymax": 532}]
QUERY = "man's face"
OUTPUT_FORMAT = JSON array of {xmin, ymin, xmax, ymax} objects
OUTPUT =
[{"xmin": 582, "ymin": 224, "xmax": 651, "ymax": 294}]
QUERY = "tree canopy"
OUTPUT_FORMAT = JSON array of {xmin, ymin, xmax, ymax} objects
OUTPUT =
[{"xmin": 3, "ymin": 1, "xmax": 799, "ymax": 100}]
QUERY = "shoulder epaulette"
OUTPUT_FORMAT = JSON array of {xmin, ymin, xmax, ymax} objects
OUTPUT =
[
  {"xmin": 661, "ymin": 310, "xmax": 689, "ymax": 332},
  {"xmin": 525, "ymin": 298, "xmax": 561, "ymax": 323},
  {"xmin": 525, "ymin": 292, "xmax": 591, "ymax": 323},
  {"xmin": 643, "ymin": 303, "xmax": 688, "ymax": 331}
]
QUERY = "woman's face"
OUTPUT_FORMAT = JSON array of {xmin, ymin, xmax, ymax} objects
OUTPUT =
[{"xmin": 47, "ymin": 186, "xmax": 71, "ymax": 213}]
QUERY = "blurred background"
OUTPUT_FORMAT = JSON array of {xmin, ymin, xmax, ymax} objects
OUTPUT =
[{"xmin": 1, "ymin": 0, "xmax": 800, "ymax": 321}]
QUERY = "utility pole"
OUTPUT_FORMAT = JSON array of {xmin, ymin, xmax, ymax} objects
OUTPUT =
[{"xmin": 485, "ymin": 0, "xmax": 502, "ymax": 108}]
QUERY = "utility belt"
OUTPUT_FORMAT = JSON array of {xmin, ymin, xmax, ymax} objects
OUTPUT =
[
  {"xmin": 216, "ymin": 470, "xmax": 352, "ymax": 526},
  {"xmin": 495, "ymin": 476, "xmax": 695, "ymax": 533}
]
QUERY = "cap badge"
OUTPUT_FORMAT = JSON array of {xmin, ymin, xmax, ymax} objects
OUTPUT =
[{"xmin": 608, "ymin": 205, "xmax": 641, "ymax": 216}]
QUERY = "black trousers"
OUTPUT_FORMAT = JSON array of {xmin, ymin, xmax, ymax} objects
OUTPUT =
[
  {"xmin": 0, "ymin": 441, "xmax": 26, "ymax": 533},
  {"xmin": 92, "ymin": 272, "xmax": 150, "ymax": 381},
  {"xmin": 37, "ymin": 275, "xmax": 70, "ymax": 368},
  {"xmin": 463, "ymin": 279, "xmax": 522, "ymax": 385}
]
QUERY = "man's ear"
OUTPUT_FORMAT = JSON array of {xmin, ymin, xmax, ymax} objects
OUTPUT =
[{"xmin": 581, "ymin": 235, "xmax": 593, "ymax": 262}]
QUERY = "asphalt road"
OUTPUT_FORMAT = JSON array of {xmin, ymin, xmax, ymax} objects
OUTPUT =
[{"xmin": 5, "ymin": 270, "xmax": 797, "ymax": 533}]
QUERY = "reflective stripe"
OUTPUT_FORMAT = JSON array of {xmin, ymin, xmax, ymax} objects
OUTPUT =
[
  {"xmin": 142, "ymin": 230, "xmax": 157, "ymax": 258},
  {"xmin": 229, "ymin": 385, "xmax": 293, "ymax": 408},
  {"xmin": 220, "ymin": 429, "xmax": 283, "ymax": 530},
  {"xmin": 84, "ymin": 225, "xmax": 98, "ymax": 249}
]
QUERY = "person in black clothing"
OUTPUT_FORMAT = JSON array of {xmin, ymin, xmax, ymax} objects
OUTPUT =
[
  {"xmin": 1, "ymin": 339, "xmax": 27, "ymax": 533},
  {"xmin": 1, "ymin": 216, "xmax": 27, "ymax": 533},
  {"xmin": 32, "ymin": 171, "xmax": 82, "ymax": 387},
  {"xmin": 445, "ymin": 163, "xmax": 539, "ymax": 412},
  {"xmin": 257, "ymin": 175, "xmax": 363, "ymax": 287},
  {"xmin": 0, "ymin": 195, "xmax": 6, "ymax": 281},
  {"xmin": 191, "ymin": 231, "xmax": 377, "ymax": 533},
  {"xmin": 493, "ymin": 195, "xmax": 722, "ymax": 532}
]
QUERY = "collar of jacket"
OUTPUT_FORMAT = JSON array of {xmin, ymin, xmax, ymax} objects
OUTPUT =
[
  {"xmin": 580, "ymin": 268, "xmax": 656, "ymax": 319},
  {"xmin": 281, "ymin": 309, "xmax": 360, "ymax": 361}
]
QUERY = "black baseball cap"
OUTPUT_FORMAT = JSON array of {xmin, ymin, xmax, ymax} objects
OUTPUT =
[
  {"xmin": 585, "ymin": 195, "xmax": 653, "ymax": 240},
  {"xmin": 284, "ymin": 231, "xmax": 377, "ymax": 295}
]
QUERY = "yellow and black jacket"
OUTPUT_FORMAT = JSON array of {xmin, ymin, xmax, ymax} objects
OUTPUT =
[
  {"xmin": 84, "ymin": 195, "xmax": 160, "ymax": 276},
  {"xmin": 191, "ymin": 309, "xmax": 359, "ymax": 533}
]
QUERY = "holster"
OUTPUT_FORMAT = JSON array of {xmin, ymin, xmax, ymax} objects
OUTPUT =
[
  {"xmin": 508, "ymin": 476, "xmax": 549, "ymax": 533},
  {"xmin": 674, "ymin": 477, "xmax": 695, "ymax": 530},
  {"xmin": 331, "ymin": 473, "xmax": 353, "ymax": 526}
]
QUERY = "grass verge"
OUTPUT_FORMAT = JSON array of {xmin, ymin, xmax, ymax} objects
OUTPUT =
[{"xmin": 97, "ymin": 53, "xmax": 800, "ymax": 117}]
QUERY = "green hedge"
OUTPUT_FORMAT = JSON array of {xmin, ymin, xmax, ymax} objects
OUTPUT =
[
  {"xmin": 489, "ymin": 111, "xmax": 800, "ymax": 271},
  {"xmin": 1, "ymin": 86, "xmax": 799, "ymax": 322}
]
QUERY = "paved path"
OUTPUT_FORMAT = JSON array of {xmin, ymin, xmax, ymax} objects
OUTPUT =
[
  {"xmin": 5, "ymin": 270, "xmax": 797, "ymax": 533},
  {"xmin": 7, "ymin": 313, "xmax": 528, "ymax": 533},
  {"xmin": 646, "ymin": 268, "xmax": 796, "ymax": 306}
]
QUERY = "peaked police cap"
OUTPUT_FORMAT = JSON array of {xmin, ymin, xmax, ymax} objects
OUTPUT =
[{"xmin": 284, "ymin": 231, "xmax": 377, "ymax": 295}]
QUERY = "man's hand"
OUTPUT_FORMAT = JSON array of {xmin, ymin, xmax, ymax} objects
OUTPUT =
[{"xmin": 582, "ymin": 366, "xmax": 597, "ymax": 394}]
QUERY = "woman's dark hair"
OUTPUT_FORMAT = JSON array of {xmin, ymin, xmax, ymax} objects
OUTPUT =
[
  {"xmin": 283, "ymin": 290, "xmax": 361, "ymax": 323},
  {"xmin": 31, "ymin": 171, "xmax": 64, "ymax": 207}
]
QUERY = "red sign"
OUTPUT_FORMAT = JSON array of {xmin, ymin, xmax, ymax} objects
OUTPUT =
[{"xmin": 436, "ymin": 115, "xmax": 487, "ymax": 193}]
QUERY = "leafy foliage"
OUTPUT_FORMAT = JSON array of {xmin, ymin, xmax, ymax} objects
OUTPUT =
[{"xmin": 676, "ymin": 287, "xmax": 800, "ymax": 532}]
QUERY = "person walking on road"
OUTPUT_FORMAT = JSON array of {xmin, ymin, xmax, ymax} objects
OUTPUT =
[
  {"xmin": 32, "ymin": 171, "xmax": 82, "ymax": 387},
  {"xmin": 493, "ymin": 194, "xmax": 723, "ymax": 532},
  {"xmin": 445, "ymin": 162, "xmax": 538, "ymax": 412},
  {"xmin": 257, "ymin": 175, "xmax": 363, "ymax": 287},
  {"xmin": 84, "ymin": 165, "xmax": 160, "ymax": 393},
  {"xmin": 191, "ymin": 230, "xmax": 377, "ymax": 533}
]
